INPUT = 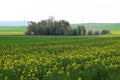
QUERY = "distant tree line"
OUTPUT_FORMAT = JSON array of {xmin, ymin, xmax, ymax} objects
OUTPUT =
[{"xmin": 25, "ymin": 16, "xmax": 110, "ymax": 36}]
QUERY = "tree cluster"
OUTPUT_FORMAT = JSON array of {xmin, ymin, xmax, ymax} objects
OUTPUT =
[
  {"xmin": 25, "ymin": 17, "xmax": 110, "ymax": 36},
  {"xmin": 25, "ymin": 17, "xmax": 86, "ymax": 36},
  {"xmin": 87, "ymin": 28, "xmax": 110, "ymax": 35},
  {"xmin": 72, "ymin": 26, "xmax": 86, "ymax": 35}
]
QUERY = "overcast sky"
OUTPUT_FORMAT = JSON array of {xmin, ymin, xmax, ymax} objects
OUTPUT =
[{"xmin": 0, "ymin": 0, "xmax": 120, "ymax": 23}]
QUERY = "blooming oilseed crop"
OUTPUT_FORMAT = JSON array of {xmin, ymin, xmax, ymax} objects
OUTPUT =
[{"xmin": 0, "ymin": 36, "xmax": 120, "ymax": 80}]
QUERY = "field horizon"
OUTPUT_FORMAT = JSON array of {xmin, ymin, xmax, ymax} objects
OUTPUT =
[{"xmin": 0, "ymin": 23, "xmax": 120, "ymax": 35}]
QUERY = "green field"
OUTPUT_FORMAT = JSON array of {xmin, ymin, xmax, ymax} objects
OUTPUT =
[
  {"xmin": 0, "ymin": 26, "xmax": 26, "ymax": 32},
  {"xmin": 0, "ymin": 36, "xmax": 120, "ymax": 80},
  {"xmin": 71, "ymin": 23, "xmax": 120, "ymax": 31},
  {"xmin": 0, "ymin": 26, "xmax": 26, "ymax": 35}
]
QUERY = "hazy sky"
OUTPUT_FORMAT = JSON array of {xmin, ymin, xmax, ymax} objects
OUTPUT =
[{"xmin": 0, "ymin": 0, "xmax": 120, "ymax": 23}]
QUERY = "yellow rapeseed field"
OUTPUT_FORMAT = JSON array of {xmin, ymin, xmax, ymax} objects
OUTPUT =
[{"xmin": 0, "ymin": 36, "xmax": 120, "ymax": 80}]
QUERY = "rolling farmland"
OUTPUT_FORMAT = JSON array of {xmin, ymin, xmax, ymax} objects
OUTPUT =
[
  {"xmin": 71, "ymin": 23, "xmax": 120, "ymax": 31},
  {"xmin": 71, "ymin": 23, "xmax": 120, "ymax": 35}
]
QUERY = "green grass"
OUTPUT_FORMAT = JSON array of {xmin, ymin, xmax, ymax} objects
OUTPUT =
[
  {"xmin": 71, "ymin": 23, "xmax": 120, "ymax": 31},
  {"xmin": 0, "ymin": 36, "xmax": 120, "ymax": 80}
]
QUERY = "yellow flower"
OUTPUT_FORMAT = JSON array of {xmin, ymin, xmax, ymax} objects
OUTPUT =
[
  {"xmin": 58, "ymin": 70, "xmax": 64, "ymax": 74},
  {"xmin": 27, "ymin": 73, "xmax": 31, "ymax": 77},
  {"xmin": 4, "ymin": 76, "xmax": 8, "ymax": 80},
  {"xmin": 46, "ymin": 70, "xmax": 52, "ymax": 76},
  {"xmin": 20, "ymin": 76, "xmax": 24, "ymax": 80},
  {"xmin": 78, "ymin": 77, "xmax": 82, "ymax": 80},
  {"xmin": 66, "ymin": 72, "xmax": 70, "ymax": 76}
]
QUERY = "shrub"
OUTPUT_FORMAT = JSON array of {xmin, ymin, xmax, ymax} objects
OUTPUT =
[
  {"xmin": 94, "ymin": 30, "xmax": 100, "ymax": 35},
  {"xmin": 101, "ymin": 30, "xmax": 110, "ymax": 35},
  {"xmin": 88, "ymin": 29, "xmax": 94, "ymax": 35}
]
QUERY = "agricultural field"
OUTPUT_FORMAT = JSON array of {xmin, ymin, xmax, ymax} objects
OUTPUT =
[
  {"xmin": 71, "ymin": 23, "xmax": 120, "ymax": 35},
  {"xmin": 0, "ymin": 26, "xmax": 26, "ymax": 35},
  {"xmin": 71, "ymin": 23, "xmax": 120, "ymax": 31},
  {"xmin": 0, "ymin": 36, "xmax": 120, "ymax": 80},
  {"xmin": 111, "ymin": 31, "xmax": 120, "ymax": 35}
]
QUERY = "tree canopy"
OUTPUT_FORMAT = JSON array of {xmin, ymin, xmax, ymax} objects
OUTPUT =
[{"xmin": 25, "ymin": 17, "xmax": 86, "ymax": 36}]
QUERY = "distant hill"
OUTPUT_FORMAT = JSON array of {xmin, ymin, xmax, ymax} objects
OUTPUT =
[
  {"xmin": 0, "ymin": 21, "xmax": 28, "ymax": 26},
  {"xmin": 71, "ymin": 23, "xmax": 120, "ymax": 31}
]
